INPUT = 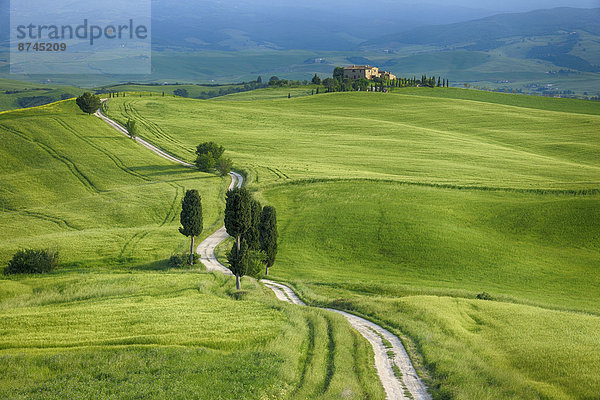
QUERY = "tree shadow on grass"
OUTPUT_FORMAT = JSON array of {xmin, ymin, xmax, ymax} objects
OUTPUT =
[
  {"xmin": 127, "ymin": 165, "xmax": 206, "ymax": 177},
  {"xmin": 130, "ymin": 258, "xmax": 207, "ymax": 273}
]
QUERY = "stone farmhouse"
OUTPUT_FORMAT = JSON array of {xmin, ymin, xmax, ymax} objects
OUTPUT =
[{"xmin": 343, "ymin": 65, "xmax": 396, "ymax": 81}]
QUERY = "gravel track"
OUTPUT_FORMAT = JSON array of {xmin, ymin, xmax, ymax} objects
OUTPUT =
[{"xmin": 96, "ymin": 102, "xmax": 431, "ymax": 400}]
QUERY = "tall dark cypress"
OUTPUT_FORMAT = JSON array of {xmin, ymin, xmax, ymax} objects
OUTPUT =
[
  {"xmin": 179, "ymin": 190, "xmax": 203, "ymax": 265},
  {"xmin": 224, "ymin": 187, "xmax": 252, "ymax": 289},
  {"xmin": 243, "ymin": 198, "xmax": 262, "ymax": 250},
  {"xmin": 259, "ymin": 206, "xmax": 278, "ymax": 275}
]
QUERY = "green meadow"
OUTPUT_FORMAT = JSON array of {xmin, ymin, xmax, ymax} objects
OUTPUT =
[
  {"xmin": 0, "ymin": 79, "xmax": 81, "ymax": 112},
  {"xmin": 0, "ymin": 272, "xmax": 383, "ymax": 399},
  {"xmin": 100, "ymin": 82, "xmax": 260, "ymax": 99},
  {"xmin": 0, "ymin": 100, "xmax": 227, "ymax": 267},
  {"xmin": 105, "ymin": 88, "xmax": 600, "ymax": 191},
  {"xmin": 103, "ymin": 88, "xmax": 600, "ymax": 399},
  {"xmin": 215, "ymin": 86, "xmax": 320, "ymax": 101},
  {"xmin": 0, "ymin": 99, "xmax": 384, "ymax": 399}
]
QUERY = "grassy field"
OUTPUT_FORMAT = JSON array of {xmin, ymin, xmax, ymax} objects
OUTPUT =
[
  {"xmin": 106, "ymin": 88, "xmax": 600, "ymax": 191},
  {"xmin": 0, "ymin": 98, "xmax": 385, "ymax": 399},
  {"xmin": 0, "ymin": 271, "xmax": 384, "ymax": 399},
  {"xmin": 0, "ymin": 79, "xmax": 81, "ymax": 112},
  {"xmin": 99, "ymin": 82, "xmax": 265, "ymax": 100},
  {"xmin": 0, "ymin": 100, "xmax": 227, "ymax": 267},
  {"xmin": 104, "ymin": 88, "xmax": 600, "ymax": 399},
  {"xmin": 264, "ymin": 181, "xmax": 600, "ymax": 313},
  {"xmin": 215, "ymin": 86, "xmax": 321, "ymax": 101}
]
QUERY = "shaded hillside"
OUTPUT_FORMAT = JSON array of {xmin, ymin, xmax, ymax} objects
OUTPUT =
[{"xmin": 366, "ymin": 7, "xmax": 600, "ymax": 47}]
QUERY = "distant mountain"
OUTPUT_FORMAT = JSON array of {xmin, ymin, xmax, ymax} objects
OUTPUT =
[
  {"xmin": 362, "ymin": 7, "xmax": 600, "ymax": 73},
  {"xmin": 150, "ymin": 0, "xmax": 502, "ymax": 51},
  {"xmin": 0, "ymin": 0, "xmax": 502, "ymax": 52},
  {"xmin": 363, "ymin": 7, "xmax": 600, "ymax": 48}
]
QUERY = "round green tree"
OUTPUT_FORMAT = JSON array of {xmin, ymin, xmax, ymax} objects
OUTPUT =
[{"xmin": 76, "ymin": 92, "xmax": 101, "ymax": 115}]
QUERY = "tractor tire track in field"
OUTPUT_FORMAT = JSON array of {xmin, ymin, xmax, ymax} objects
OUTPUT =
[
  {"xmin": 264, "ymin": 278, "xmax": 432, "ymax": 400},
  {"xmin": 52, "ymin": 117, "xmax": 151, "ymax": 182},
  {"xmin": 118, "ymin": 230, "xmax": 150, "ymax": 259},
  {"xmin": 293, "ymin": 318, "xmax": 315, "ymax": 396},
  {"xmin": 0, "ymin": 206, "xmax": 77, "ymax": 230},
  {"xmin": 126, "ymin": 103, "xmax": 179, "ymax": 145},
  {"xmin": 322, "ymin": 318, "xmax": 335, "ymax": 393},
  {"xmin": 125, "ymin": 100, "xmax": 195, "ymax": 158},
  {"xmin": 160, "ymin": 184, "xmax": 183, "ymax": 226},
  {"xmin": 0, "ymin": 123, "xmax": 99, "ymax": 193},
  {"xmin": 95, "ymin": 104, "xmax": 195, "ymax": 168},
  {"xmin": 96, "ymin": 101, "xmax": 431, "ymax": 400}
]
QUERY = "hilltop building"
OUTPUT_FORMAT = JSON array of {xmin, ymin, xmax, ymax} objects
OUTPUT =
[{"xmin": 343, "ymin": 65, "xmax": 396, "ymax": 81}]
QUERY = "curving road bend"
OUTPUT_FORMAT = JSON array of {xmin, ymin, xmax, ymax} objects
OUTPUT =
[
  {"xmin": 95, "ymin": 105, "xmax": 195, "ymax": 168},
  {"xmin": 263, "ymin": 279, "xmax": 431, "ymax": 400},
  {"xmin": 96, "ymin": 102, "xmax": 431, "ymax": 400},
  {"xmin": 196, "ymin": 171, "xmax": 243, "ymax": 275},
  {"xmin": 95, "ymin": 103, "xmax": 242, "ymax": 275}
]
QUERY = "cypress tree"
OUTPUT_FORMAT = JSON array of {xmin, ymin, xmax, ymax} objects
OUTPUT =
[
  {"xmin": 243, "ymin": 198, "xmax": 262, "ymax": 251},
  {"xmin": 179, "ymin": 190, "xmax": 203, "ymax": 265},
  {"xmin": 227, "ymin": 239, "xmax": 249, "ymax": 285},
  {"xmin": 224, "ymin": 187, "xmax": 252, "ymax": 289},
  {"xmin": 259, "ymin": 206, "xmax": 278, "ymax": 275}
]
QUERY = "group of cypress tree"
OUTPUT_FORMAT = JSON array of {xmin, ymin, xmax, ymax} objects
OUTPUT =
[
  {"xmin": 389, "ymin": 75, "xmax": 449, "ymax": 88},
  {"xmin": 107, "ymin": 92, "xmax": 127, "ymax": 98},
  {"xmin": 178, "ymin": 186, "xmax": 278, "ymax": 290},
  {"xmin": 225, "ymin": 187, "xmax": 278, "ymax": 290},
  {"xmin": 312, "ymin": 67, "xmax": 450, "ymax": 94}
]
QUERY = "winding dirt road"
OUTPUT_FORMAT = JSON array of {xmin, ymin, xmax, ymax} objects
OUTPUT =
[
  {"xmin": 95, "ymin": 105, "xmax": 195, "ymax": 167},
  {"xmin": 262, "ymin": 279, "xmax": 431, "ymax": 400},
  {"xmin": 96, "ymin": 103, "xmax": 431, "ymax": 400},
  {"xmin": 196, "ymin": 172, "xmax": 243, "ymax": 275}
]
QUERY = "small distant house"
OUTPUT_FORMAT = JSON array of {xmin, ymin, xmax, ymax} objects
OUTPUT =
[{"xmin": 343, "ymin": 65, "xmax": 396, "ymax": 81}]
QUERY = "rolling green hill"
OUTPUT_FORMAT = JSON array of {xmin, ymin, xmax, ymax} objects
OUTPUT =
[
  {"xmin": 368, "ymin": 8, "xmax": 600, "ymax": 47},
  {"xmin": 99, "ymin": 82, "xmax": 267, "ymax": 100},
  {"xmin": 0, "ymin": 79, "xmax": 81, "ymax": 112},
  {"xmin": 0, "ymin": 100, "xmax": 226, "ymax": 267},
  {"xmin": 104, "ymin": 88, "xmax": 600, "ymax": 399},
  {"xmin": 106, "ymin": 89, "xmax": 600, "ymax": 191},
  {"xmin": 360, "ymin": 7, "xmax": 600, "ymax": 96},
  {"xmin": 0, "ymin": 271, "xmax": 384, "ymax": 399},
  {"xmin": 0, "ymin": 99, "xmax": 385, "ymax": 399}
]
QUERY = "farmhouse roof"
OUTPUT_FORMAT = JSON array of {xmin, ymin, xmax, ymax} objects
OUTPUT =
[{"xmin": 343, "ymin": 65, "xmax": 374, "ymax": 70}]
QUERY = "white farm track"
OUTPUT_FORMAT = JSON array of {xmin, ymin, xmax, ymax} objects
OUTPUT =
[{"xmin": 97, "ymin": 103, "xmax": 431, "ymax": 400}]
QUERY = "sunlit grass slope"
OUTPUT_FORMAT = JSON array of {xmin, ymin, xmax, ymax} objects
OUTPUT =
[
  {"xmin": 105, "ymin": 88, "xmax": 600, "ymax": 399},
  {"xmin": 214, "ymin": 86, "xmax": 320, "ymax": 101},
  {"xmin": 0, "ymin": 271, "xmax": 384, "ymax": 399},
  {"xmin": 0, "ymin": 100, "xmax": 226, "ymax": 267},
  {"xmin": 264, "ymin": 181, "xmax": 600, "ymax": 399},
  {"xmin": 0, "ymin": 98, "xmax": 387, "ymax": 399},
  {"xmin": 0, "ymin": 79, "xmax": 81, "ymax": 112},
  {"xmin": 318, "ymin": 293, "xmax": 600, "ymax": 400},
  {"xmin": 264, "ymin": 181, "xmax": 600, "ymax": 313},
  {"xmin": 106, "ymin": 89, "xmax": 600, "ymax": 191}
]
